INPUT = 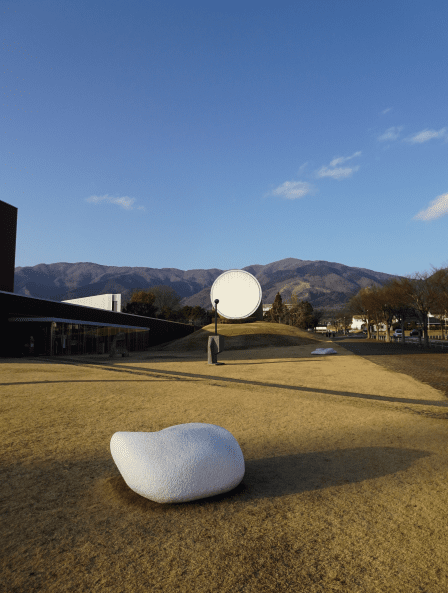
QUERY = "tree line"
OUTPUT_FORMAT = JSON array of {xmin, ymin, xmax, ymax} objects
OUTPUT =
[
  {"xmin": 121, "ymin": 263, "xmax": 448, "ymax": 348},
  {"xmin": 121, "ymin": 285, "xmax": 210, "ymax": 326},
  {"xmin": 342, "ymin": 264, "xmax": 448, "ymax": 347},
  {"xmin": 258, "ymin": 263, "xmax": 448, "ymax": 348},
  {"xmin": 262, "ymin": 292, "xmax": 326, "ymax": 330}
]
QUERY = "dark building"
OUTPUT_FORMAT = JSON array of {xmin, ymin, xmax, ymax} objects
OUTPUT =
[
  {"xmin": 0, "ymin": 200, "xmax": 196, "ymax": 358},
  {"xmin": 0, "ymin": 200, "xmax": 18, "ymax": 293}
]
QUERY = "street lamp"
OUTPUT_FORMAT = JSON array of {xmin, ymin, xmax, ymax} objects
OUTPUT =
[{"xmin": 214, "ymin": 299, "xmax": 219, "ymax": 335}]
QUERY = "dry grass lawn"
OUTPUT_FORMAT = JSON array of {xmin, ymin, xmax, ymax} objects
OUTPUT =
[{"xmin": 2, "ymin": 321, "xmax": 448, "ymax": 592}]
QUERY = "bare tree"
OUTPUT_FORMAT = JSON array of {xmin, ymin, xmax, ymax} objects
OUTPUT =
[
  {"xmin": 122, "ymin": 289, "xmax": 158, "ymax": 318},
  {"xmin": 148, "ymin": 285, "xmax": 183, "ymax": 316},
  {"xmin": 347, "ymin": 289, "xmax": 370, "ymax": 338},
  {"xmin": 346, "ymin": 284, "xmax": 383, "ymax": 339},
  {"xmin": 121, "ymin": 285, "xmax": 184, "ymax": 321},
  {"xmin": 386, "ymin": 278, "xmax": 420, "ymax": 344},
  {"xmin": 367, "ymin": 282, "xmax": 403, "ymax": 343},
  {"xmin": 349, "ymin": 285, "xmax": 384, "ymax": 339},
  {"xmin": 427, "ymin": 264, "xmax": 448, "ymax": 340},
  {"xmin": 397, "ymin": 270, "xmax": 443, "ymax": 348},
  {"xmin": 326, "ymin": 306, "xmax": 352, "ymax": 334}
]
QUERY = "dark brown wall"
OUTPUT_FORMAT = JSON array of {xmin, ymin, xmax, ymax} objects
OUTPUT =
[{"xmin": 0, "ymin": 200, "xmax": 18, "ymax": 293}]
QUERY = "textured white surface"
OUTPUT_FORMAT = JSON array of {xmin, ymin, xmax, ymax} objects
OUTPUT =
[
  {"xmin": 311, "ymin": 348, "xmax": 338, "ymax": 355},
  {"xmin": 110, "ymin": 423, "xmax": 245, "ymax": 503},
  {"xmin": 210, "ymin": 270, "xmax": 262, "ymax": 319},
  {"xmin": 61, "ymin": 293, "xmax": 121, "ymax": 312}
]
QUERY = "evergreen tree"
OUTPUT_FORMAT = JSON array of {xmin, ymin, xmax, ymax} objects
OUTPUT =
[
  {"xmin": 270, "ymin": 292, "xmax": 285, "ymax": 323},
  {"xmin": 295, "ymin": 300, "xmax": 314, "ymax": 329}
]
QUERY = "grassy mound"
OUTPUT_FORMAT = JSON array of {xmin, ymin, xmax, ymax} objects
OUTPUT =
[{"xmin": 149, "ymin": 321, "xmax": 322, "ymax": 352}]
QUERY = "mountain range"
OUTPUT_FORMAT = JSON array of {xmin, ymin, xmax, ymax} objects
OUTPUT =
[{"xmin": 13, "ymin": 258, "xmax": 404, "ymax": 313}]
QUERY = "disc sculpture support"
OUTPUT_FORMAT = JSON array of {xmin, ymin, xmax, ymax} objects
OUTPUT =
[{"xmin": 207, "ymin": 270, "xmax": 262, "ymax": 365}]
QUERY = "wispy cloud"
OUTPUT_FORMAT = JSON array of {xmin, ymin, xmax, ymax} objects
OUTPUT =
[
  {"xmin": 413, "ymin": 193, "xmax": 448, "ymax": 221},
  {"xmin": 85, "ymin": 194, "xmax": 145, "ymax": 210},
  {"xmin": 329, "ymin": 151, "xmax": 361, "ymax": 167},
  {"xmin": 271, "ymin": 180, "xmax": 315, "ymax": 200},
  {"xmin": 381, "ymin": 107, "xmax": 392, "ymax": 115},
  {"xmin": 405, "ymin": 128, "xmax": 447, "ymax": 144},
  {"xmin": 317, "ymin": 166, "xmax": 360, "ymax": 180},
  {"xmin": 297, "ymin": 162, "xmax": 309, "ymax": 175},
  {"xmin": 316, "ymin": 151, "xmax": 361, "ymax": 180},
  {"xmin": 377, "ymin": 126, "xmax": 403, "ymax": 141}
]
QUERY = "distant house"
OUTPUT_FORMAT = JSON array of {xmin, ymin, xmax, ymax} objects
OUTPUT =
[
  {"xmin": 262, "ymin": 305, "xmax": 448, "ymax": 329},
  {"xmin": 352, "ymin": 312, "xmax": 447, "ymax": 332},
  {"xmin": 350, "ymin": 315, "xmax": 365, "ymax": 330}
]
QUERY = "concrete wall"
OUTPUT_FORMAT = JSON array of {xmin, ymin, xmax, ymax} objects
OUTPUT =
[{"xmin": 62, "ymin": 293, "xmax": 121, "ymax": 312}]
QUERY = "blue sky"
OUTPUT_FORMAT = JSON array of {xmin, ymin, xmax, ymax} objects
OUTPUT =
[{"xmin": 3, "ymin": 0, "xmax": 448, "ymax": 278}]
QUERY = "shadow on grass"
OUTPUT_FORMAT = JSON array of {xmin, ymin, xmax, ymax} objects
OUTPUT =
[
  {"xmin": 6, "ymin": 357, "xmax": 448, "ymax": 412},
  {"xmin": 103, "ymin": 446, "xmax": 432, "ymax": 510},
  {"xmin": 3, "ymin": 447, "xmax": 431, "ymax": 545}
]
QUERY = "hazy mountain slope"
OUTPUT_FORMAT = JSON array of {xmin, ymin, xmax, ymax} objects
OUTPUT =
[{"xmin": 14, "ymin": 257, "xmax": 403, "ymax": 311}]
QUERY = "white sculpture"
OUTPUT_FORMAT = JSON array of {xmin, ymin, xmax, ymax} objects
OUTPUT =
[
  {"xmin": 311, "ymin": 348, "xmax": 338, "ymax": 355},
  {"xmin": 110, "ymin": 423, "xmax": 245, "ymax": 503}
]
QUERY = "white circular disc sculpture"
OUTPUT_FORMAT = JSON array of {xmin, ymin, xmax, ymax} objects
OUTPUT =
[{"xmin": 210, "ymin": 269, "xmax": 262, "ymax": 319}]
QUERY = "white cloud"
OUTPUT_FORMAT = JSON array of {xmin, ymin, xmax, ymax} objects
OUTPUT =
[
  {"xmin": 382, "ymin": 107, "xmax": 392, "ymax": 115},
  {"xmin": 329, "ymin": 151, "xmax": 361, "ymax": 167},
  {"xmin": 315, "ymin": 151, "xmax": 361, "ymax": 180},
  {"xmin": 413, "ymin": 193, "xmax": 448, "ymax": 221},
  {"xmin": 297, "ymin": 162, "xmax": 309, "ymax": 175},
  {"xmin": 271, "ymin": 180, "xmax": 314, "ymax": 200},
  {"xmin": 377, "ymin": 126, "xmax": 403, "ymax": 141},
  {"xmin": 317, "ymin": 165, "xmax": 360, "ymax": 180},
  {"xmin": 405, "ymin": 128, "xmax": 447, "ymax": 144},
  {"xmin": 85, "ymin": 194, "xmax": 145, "ymax": 211}
]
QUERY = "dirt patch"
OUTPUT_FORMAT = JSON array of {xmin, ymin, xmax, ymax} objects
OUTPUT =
[{"xmin": 2, "ymin": 322, "xmax": 448, "ymax": 592}]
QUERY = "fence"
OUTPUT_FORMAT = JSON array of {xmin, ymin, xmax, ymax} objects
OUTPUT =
[{"xmin": 371, "ymin": 334, "xmax": 448, "ymax": 350}]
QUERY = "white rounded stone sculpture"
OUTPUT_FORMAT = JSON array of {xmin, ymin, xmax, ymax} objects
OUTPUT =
[
  {"xmin": 311, "ymin": 348, "xmax": 338, "ymax": 355},
  {"xmin": 110, "ymin": 423, "xmax": 245, "ymax": 503}
]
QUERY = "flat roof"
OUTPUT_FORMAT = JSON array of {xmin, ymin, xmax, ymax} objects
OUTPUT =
[{"xmin": 8, "ymin": 317, "xmax": 150, "ymax": 330}]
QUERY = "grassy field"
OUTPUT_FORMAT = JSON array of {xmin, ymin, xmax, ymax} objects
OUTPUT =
[{"xmin": 2, "ymin": 321, "xmax": 448, "ymax": 592}]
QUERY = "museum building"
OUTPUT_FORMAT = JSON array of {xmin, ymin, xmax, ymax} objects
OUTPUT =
[{"xmin": 0, "ymin": 199, "xmax": 195, "ymax": 358}]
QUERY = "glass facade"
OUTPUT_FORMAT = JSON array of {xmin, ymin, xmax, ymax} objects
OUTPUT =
[{"xmin": 7, "ymin": 317, "xmax": 150, "ymax": 357}]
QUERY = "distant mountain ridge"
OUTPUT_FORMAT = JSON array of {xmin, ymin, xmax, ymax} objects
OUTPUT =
[{"xmin": 13, "ymin": 257, "xmax": 404, "ymax": 312}]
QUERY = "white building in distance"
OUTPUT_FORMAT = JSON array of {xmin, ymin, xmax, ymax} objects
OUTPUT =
[{"xmin": 62, "ymin": 293, "xmax": 121, "ymax": 313}]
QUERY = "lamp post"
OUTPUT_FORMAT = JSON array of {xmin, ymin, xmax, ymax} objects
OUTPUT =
[
  {"xmin": 385, "ymin": 303, "xmax": 390, "ymax": 341},
  {"xmin": 214, "ymin": 299, "xmax": 219, "ymax": 335}
]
